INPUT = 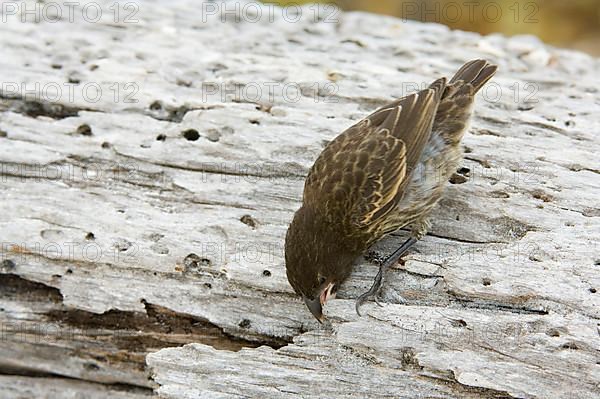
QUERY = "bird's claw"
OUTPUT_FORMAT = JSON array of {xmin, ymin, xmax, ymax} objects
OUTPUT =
[
  {"xmin": 355, "ymin": 271, "xmax": 385, "ymax": 316},
  {"xmin": 357, "ymin": 237, "xmax": 418, "ymax": 316},
  {"xmin": 355, "ymin": 288, "xmax": 384, "ymax": 316},
  {"xmin": 355, "ymin": 295, "xmax": 367, "ymax": 317}
]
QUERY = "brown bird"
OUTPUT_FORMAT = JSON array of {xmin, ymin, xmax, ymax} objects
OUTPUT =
[{"xmin": 285, "ymin": 59, "xmax": 497, "ymax": 322}]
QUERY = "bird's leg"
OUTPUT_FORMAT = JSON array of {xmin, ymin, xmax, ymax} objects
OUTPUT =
[
  {"xmin": 355, "ymin": 217, "xmax": 430, "ymax": 316},
  {"xmin": 364, "ymin": 250, "xmax": 387, "ymax": 265},
  {"xmin": 381, "ymin": 236, "xmax": 418, "ymax": 268},
  {"xmin": 355, "ymin": 236, "xmax": 418, "ymax": 316}
]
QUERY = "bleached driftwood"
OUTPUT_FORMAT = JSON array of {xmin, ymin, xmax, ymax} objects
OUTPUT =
[{"xmin": 1, "ymin": 1, "xmax": 599, "ymax": 398}]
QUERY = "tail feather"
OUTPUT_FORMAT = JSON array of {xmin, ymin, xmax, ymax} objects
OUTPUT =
[
  {"xmin": 449, "ymin": 59, "xmax": 498, "ymax": 93},
  {"xmin": 432, "ymin": 59, "xmax": 497, "ymax": 144},
  {"xmin": 428, "ymin": 77, "xmax": 447, "ymax": 102}
]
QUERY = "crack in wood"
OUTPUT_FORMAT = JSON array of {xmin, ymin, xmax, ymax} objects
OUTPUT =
[
  {"xmin": 1, "ymin": 273, "xmax": 278, "ymax": 351},
  {"xmin": 416, "ymin": 373, "xmax": 517, "ymax": 399},
  {"xmin": 447, "ymin": 294, "xmax": 549, "ymax": 316},
  {"xmin": 0, "ymin": 365, "xmax": 154, "ymax": 395},
  {"xmin": 0, "ymin": 95, "xmax": 93, "ymax": 120},
  {"xmin": 0, "ymin": 273, "xmax": 291, "ymax": 392},
  {"xmin": 111, "ymin": 148, "xmax": 308, "ymax": 180}
]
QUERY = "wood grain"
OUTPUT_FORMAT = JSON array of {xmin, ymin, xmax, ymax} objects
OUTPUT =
[{"xmin": 1, "ymin": 1, "xmax": 599, "ymax": 398}]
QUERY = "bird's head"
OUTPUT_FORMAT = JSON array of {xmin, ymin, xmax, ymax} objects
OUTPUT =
[{"xmin": 285, "ymin": 206, "xmax": 357, "ymax": 322}]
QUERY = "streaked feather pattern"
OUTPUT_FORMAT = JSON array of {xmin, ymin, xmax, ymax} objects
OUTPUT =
[
  {"xmin": 285, "ymin": 59, "xmax": 498, "ymax": 310},
  {"xmin": 304, "ymin": 86, "xmax": 444, "ymax": 238}
]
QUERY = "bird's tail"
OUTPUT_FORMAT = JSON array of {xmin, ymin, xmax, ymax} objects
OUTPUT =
[
  {"xmin": 449, "ymin": 59, "xmax": 498, "ymax": 93},
  {"xmin": 430, "ymin": 59, "xmax": 497, "ymax": 144}
]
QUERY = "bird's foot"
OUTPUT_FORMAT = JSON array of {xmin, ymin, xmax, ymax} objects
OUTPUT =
[
  {"xmin": 373, "ymin": 295, "xmax": 385, "ymax": 307},
  {"xmin": 355, "ymin": 268, "xmax": 385, "ymax": 316},
  {"xmin": 357, "ymin": 237, "xmax": 418, "ymax": 316}
]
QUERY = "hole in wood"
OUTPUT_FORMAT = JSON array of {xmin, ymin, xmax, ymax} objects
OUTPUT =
[
  {"xmin": 240, "ymin": 214, "xmax": 258, "ymax": 228},
  {"xmin": 239, "ymin": 319, "xmax": 251, "ymax": 329},
  {"xmin": 182, "ymin": 129, "xmax": 200, "ymax": 141},
  {"xmin": 205, "ymin": 129, "xmax": 221, "ymax": 142},
  {"xmin": 76, "ymin": 124, "xmax": 92, "ymax": 136},
  {"xmin": 561, "ymin": 342, "xmax": 579, "ymax": 350},
  {"xmin": 546, "ymin": 328, "xmax": 560, "ymax": 337},
  {"xmin": 1, "ymin": 259, "xmax": 16, "ymax": 270},
  {"xmin": 449, "ymin": 173, "xmax": 468, "ymax": 184},
  {"xmin": 451, "ymin": 319, "xmax": 467, "ymax": 327},
  {"xmin": 457, "ymin": 167, "xmax": 470, "ymax": 176}
]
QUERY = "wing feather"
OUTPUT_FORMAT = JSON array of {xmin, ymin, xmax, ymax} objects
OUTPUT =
[{"xmin": 304, "ymin": 84, "xmax": 444, "ymax": 234}]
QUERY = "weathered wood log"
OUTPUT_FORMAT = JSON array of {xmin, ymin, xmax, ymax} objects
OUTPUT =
[{"xmin": 1, "ymin": 1, "xmax": 599, "ymax": 398}]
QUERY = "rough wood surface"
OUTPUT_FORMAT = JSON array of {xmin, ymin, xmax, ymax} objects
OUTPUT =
[{"xmin": 1, "ymin": 1, "xmax": 599, "ymax": 398}]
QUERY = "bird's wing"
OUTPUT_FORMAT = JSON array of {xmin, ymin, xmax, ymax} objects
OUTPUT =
[{"xmin": 304, "ymin": 85, "xmax": 443, "ymax": 231}]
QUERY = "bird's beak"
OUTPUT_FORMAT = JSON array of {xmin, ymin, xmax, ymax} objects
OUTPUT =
[
  {"xmin": 304, "ymin": 296, "xmax": 324, "ymax": 323},
  {"xmin": 304, "ymin": 282, "xmax": 336, "ymax": 323}
]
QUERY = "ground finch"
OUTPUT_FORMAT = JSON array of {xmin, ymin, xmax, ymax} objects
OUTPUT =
[{"xmin": 285, "ymin": 59, "xmax": 498, "ymax": 322}]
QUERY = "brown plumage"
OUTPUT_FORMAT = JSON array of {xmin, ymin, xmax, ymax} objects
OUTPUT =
[{"xmin": 285, "ymin": 59, "xmax": 498, "ymax": 322}]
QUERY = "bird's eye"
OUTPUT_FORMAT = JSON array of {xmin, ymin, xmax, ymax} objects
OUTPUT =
[{"xmin": 318, "ymin": 275, "xmax": 326, "ymax": 285}]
